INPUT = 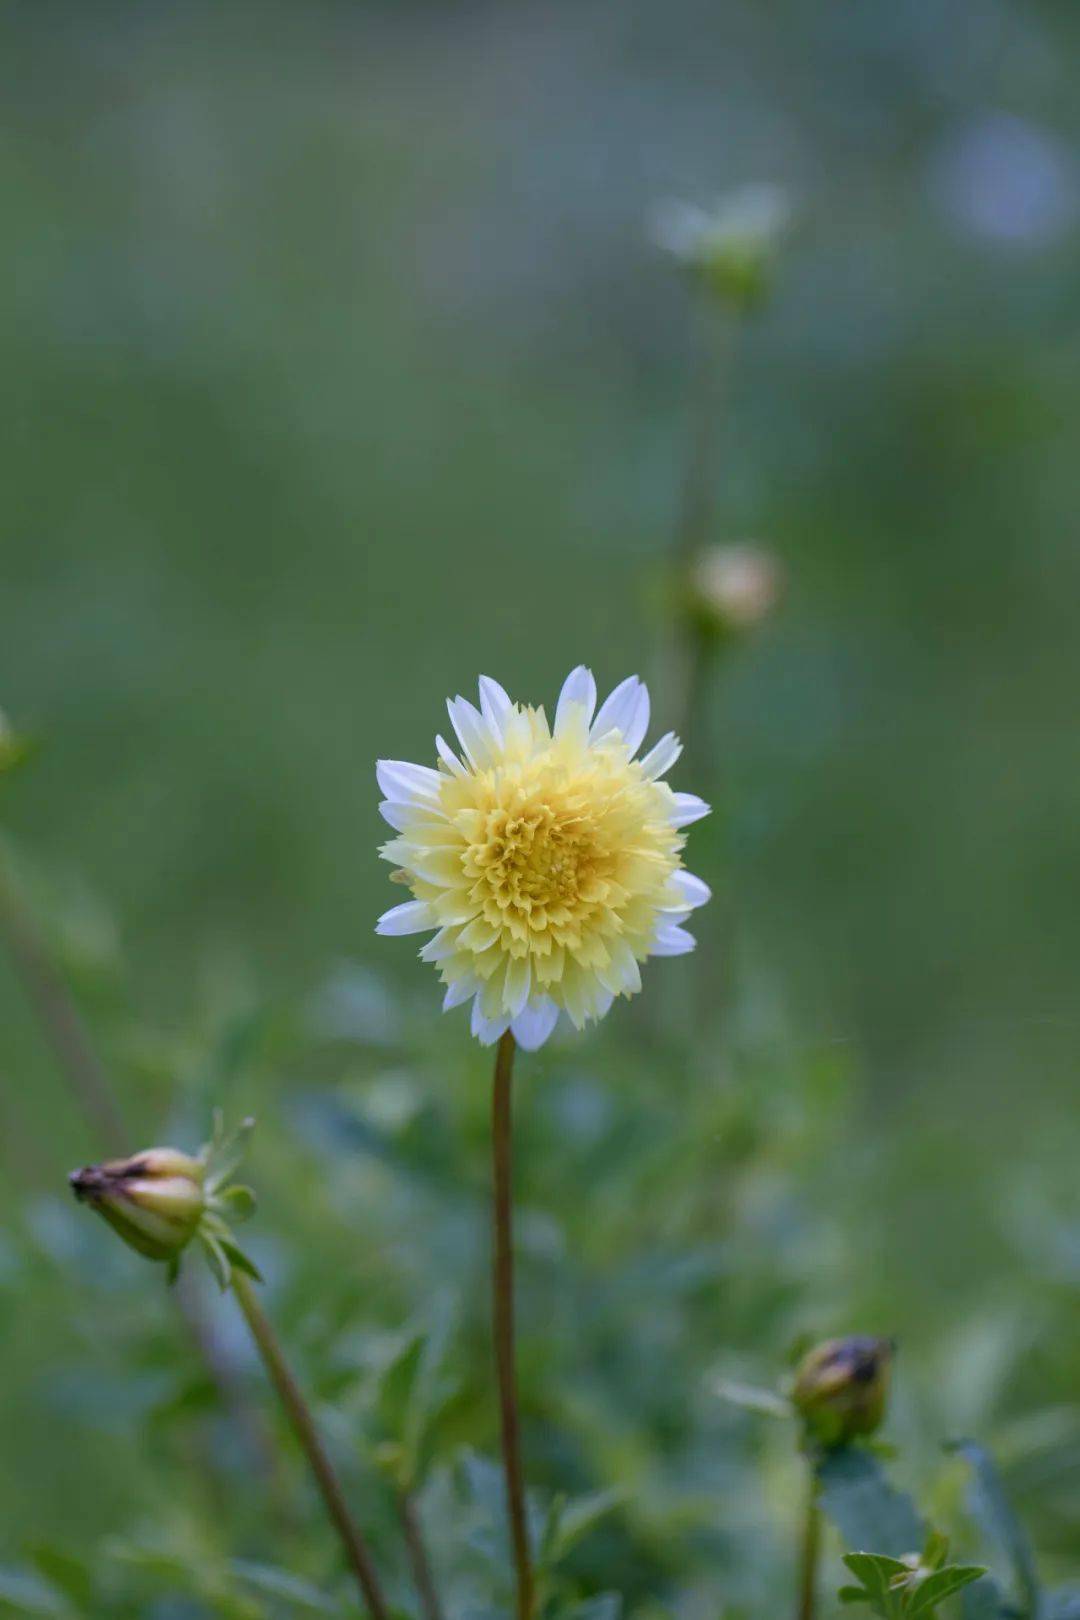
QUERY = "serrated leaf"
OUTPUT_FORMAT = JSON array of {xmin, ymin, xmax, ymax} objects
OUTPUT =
[
  {"xmin": 908, "ymin": 1567, "xmax": 987, "ymax": 1616},
  {"xmin": 819, "ymin": 1449, "xmax": 925, "ymax": 1559}
]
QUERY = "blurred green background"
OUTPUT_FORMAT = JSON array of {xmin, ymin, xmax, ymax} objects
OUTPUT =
[{"xmin": 3, "ymin": 2, "xmax": 1080, "ymax": 1615}]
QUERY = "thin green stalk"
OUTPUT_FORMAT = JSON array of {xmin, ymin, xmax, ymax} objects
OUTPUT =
[
  {"xmin": 491, "ymin": 1030, "xmax": 534, "ymax": 1620},
  {"xmin": 397, "ymin": 1489, "xmax": 444, "ymax": 1620},
  {"xmin": 796, "ymin": 1466, "xmax": 821, "ymax": 1620},
  {"xmin": 0, "ymin": 853, "xmax": 281, "ymax": 1501},
  {"xmin": 231, "ymin": 1271, "xmax": 391, "ymax": 1620}
]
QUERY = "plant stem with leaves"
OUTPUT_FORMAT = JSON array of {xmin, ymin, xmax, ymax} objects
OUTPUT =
[
  {"xmin": 491, "ymin": 1029, "xmax": 534, "ymax": 1620},
  {"xmin": 231, "ymin": 1270, "xmax": 392, "ymax": 1620}
]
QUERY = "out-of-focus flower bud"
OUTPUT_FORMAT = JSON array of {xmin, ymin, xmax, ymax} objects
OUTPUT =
[
  {"xmin": 689, "ymin": 543, "xmax": 785, "ymax": 636},
  {"xmin": 654, "ymin": 184, "xmax": 795, "ymax": 309},
  {"xmin": 69, "ymin": 1147, "xmax": 206, "ymax": 1264},
  {"xmin": 792, "ymin": 1335, "xmax": 894, "ymax": 1449}
]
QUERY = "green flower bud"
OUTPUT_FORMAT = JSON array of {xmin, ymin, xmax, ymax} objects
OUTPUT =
[
  {"xmin": 792, "ymin": 1335, "xmax": 894, "ymax": 1449},
  {"xmin": 69, "ymin": 1147, "xmax": 206, "ymax": 1263}
]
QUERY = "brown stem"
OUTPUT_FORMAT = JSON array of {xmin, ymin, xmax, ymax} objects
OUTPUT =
[
  {"xmin": 796, "ymin": 1465, "xmax": 820, "ymax": 1620},
  {"xmin": 232, "ymin": 1271, "xmax": 391, "ymax": 1620},
  {"xmin": 491, "ymin": 1030, "xmax": 534, "ymax": 1620},
  {"xmin": 397, "ymin": 1489, "xmax": 444, "ymax": 1620}
]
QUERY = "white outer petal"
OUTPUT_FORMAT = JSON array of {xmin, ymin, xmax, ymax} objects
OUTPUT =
[
  {"xmin": 435, "ymin": 734, "xmax": 467, "ymax": 776},
  {"xmin": 420, "ymin": 928, "xmax": 458, "ymax": 962},
  {"xmin": 639, "ymin": 732, "xmax": 682, "ymax": 779},
  {"xmin": 622, "ymin": 683, "xmax": 651, "ymax": 757},
  {"xmin": 446, "ymin": 697, "xmax": 492, "ymax": 768},
  {"xmin": 478, "ymin": 676, "xmax": 513, "ymax": 739},
  {"xmin": 554, "ymin": 665, "xmax": 597, "ymax": 736},
  {"xmin": 375, "ymin": 900, "xmax": 437, "ymax": 936},
  {"xmin": 378, "ymin": 800, "xmax": 416, "ymax": 832},
  {"xmin": 442, "ymin": 977, "xmax": 478, "ymax": 1010},
  {"xmin": 671, "ymin": 870, "xmax": 711, "ymax": 909},
  {"xmin": 470, "ymin": 998, "xmax": 511, "ymax": 1045},
  {"xmin": 591, "ymin": 675, "xmax": 640, "ymax": 742},
  {"xmin": 651, "ymin": 924, "xmax": 697, "ymax": 956},
  {"xmin": 511, "ymin": 997, "xmax": 560, "ymax": 1050},
  {"xmin": 376, "ymin": 759, "xmax": 443, "ymax": 804},
  {"xmin": 670, "ymin": 792, "xmax": 710, "ymax": 827},
  {"xmin": 592, "ymin": 988, "xmax": 615, "ymax": 1021}
]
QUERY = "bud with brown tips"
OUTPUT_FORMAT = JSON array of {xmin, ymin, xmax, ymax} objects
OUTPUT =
[
  {"xmin": 70, "ymin": 1147, "xmax": 206, "ymax": 1264},
  {"xmin": 69, "ymin": 1113, "xmax": 260, "ymax": 1288},
  {"xmin": 792, "ymin": 1335, "xmax": 894, "ymax": 1450}
]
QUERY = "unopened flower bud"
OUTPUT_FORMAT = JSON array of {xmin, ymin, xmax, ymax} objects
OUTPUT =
[
  {"xmin": 792, "ymin": 1335, "xmax": 894, "ymax": 1449},
  {"xmin": 69, "ymin": 1147, "xmax": 206, "ymax": 1263},
  {"xmin": 689, "ymin": 543, "xmax": 784, "ymax": 635}
]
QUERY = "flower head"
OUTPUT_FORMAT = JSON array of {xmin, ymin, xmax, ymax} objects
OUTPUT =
[{"xmin": 376, "ymin": 668, "xmax": 710, "ymax": 1049}]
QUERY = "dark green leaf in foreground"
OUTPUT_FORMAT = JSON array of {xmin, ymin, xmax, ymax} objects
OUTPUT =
[{"xmin": 817, "ymin": 1447, "xmax": 925, "ymax": 1558}]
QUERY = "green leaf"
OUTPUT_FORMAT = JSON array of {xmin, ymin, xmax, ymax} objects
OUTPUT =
[
  {"xmin": 907, "ymin": 1567, "xmax": 988, "ymax": 1617},
  {"xmin": 218, "ymin": 1238, "xmax": 264, "ymax": 1283},
  {"xmin": 216, "ymin": 1184, "xmax": 258, "ymax": 1223},
  {"xmin": 713, "ymin": 1378, "xmax": 793, "ymax": 1419},
  {"xmin": 544, "ymin": 1487, "xmax": 626, "ymax": 1564},
  {"xmin": 841, "ymin": 1553, "xmax": 909, "ymax": 1619},
  {"xmin": 818, "ymin": 1449, "xmax": 925, "ymax": 1559},
  {"xmin": 839, "ymin": 1587, "xmax": 874, "ymax": 1605},
  {"xmin": 26, "ymin": 1549, "xmax": 93, "ymax": 1610},
  {"xmin": 0, "ymin": 1567, "xmax": 72, "ymax": 1617},
  {"xmin": 230, "ymin": 1559, "xmax": 338, "ymax": 1613},
  {"xmin": 199, "ymin": 1230, "xmax": 233, "ymax": 1291},
  {"xmin": 922, "ymin": 1532, "xmax": 950, "ymax": 1572},
  {"xmin": 945, "ymin": 1441, "xmax": 1041, "ymax": 1619}
]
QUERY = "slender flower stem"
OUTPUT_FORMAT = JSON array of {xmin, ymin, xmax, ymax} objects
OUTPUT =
[
  {"xmin": 673, "ymin": 295, "xmax": 733, "ymax": 569},
  {"xmin": 491, "ymin": 1030, "xmax": 534, "ymax": 1620},
  {"xmin": 397, "ymin": 1489, "xmax": 444, "ymax": 1620},
  {"xmin": 796, "ymin": 1466, "xmax": 821, "ymax": 1620},
  {"xmin": 231, "ymin": 1271, "xmax": 391, "ymax": 1620}
]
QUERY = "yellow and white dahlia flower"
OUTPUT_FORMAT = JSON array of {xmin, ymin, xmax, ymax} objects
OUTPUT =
[{"xmin": 376, "ymin": 667, "xmax": 710, "ymax": 1050}]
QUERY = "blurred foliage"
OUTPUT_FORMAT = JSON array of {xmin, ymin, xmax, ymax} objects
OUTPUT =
[{"xmin": 3, "ymin": 0, "xmax": 1080, "ymax": 1616}]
